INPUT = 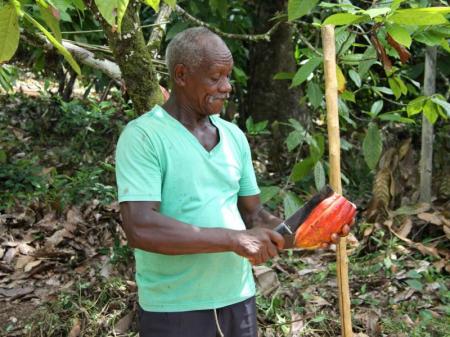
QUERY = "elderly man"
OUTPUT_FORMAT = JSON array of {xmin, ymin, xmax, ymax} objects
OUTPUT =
[{"xmin": 116, "ymin": 27, "xmax": 351, "ymax": 337}]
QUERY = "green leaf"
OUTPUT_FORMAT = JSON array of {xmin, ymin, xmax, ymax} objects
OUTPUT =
[
  {"xmin": 348, "ymin": 69, "xmax": 361, "ymax": 87},
  {"xmin": 233, "ymin": 66, "xmax": 248, "ymax": 86},
  {"xmin": 260, "ymin": 186, "xmax": 280, "ymax": 204},
  {"xmin": 406, "ymin": 279, "xmax": 423, "ymax": 291},
  {"xmin": 378, "ymin": 112, "xmax": 415, "ymax": 124},
  {"xmin": 291, "ymin": 57, "xmax": 322, "ymax": 88},
  {"xmin": 371, "ymin": 100, "xmax": 384, "ymax": 116},
  {"xmin": 288, "ymin": 118, "xmax": 306, "ymax": 132},
  {"xmin": 314, "ymin": 161, "xmax": 325, "ymax": 191},
  {"xmin": 363, "ymin": 122, "xmax": 382, "ymax": 170},
  {"xmin": 407, "ymin": 96, "xmax": 427, "ymax": 116},
  {"xmin": 423, "ymin": 99, "xmax": 438, "ymax": 124},
  {"xmin": 335, "ymin": 28, "xmax": 355, "ymax": 55},
  {"xmin": 414, "ymin": 30, "xmax": 445, "ymax": 46},
  {"xmin": 209, "ymin": 0, "xmax": 228, "ymax": 18},
  {"xmin": 340, "ymin": 90, "xmax": 355, "ymax": 102},
  {"xmin": 388, "ymin": 78, "xmax": 401, "ymax": 99},
  {"xmin": 38, "ymin": 3, "xmax": 62, "ymax": 42},
  {"xmin": 142, "ymin": 0, "xmax": 160, "ymax": 12},
  {"xmin": 95, "ymin": 0, "xmax": 130, "ymax": 32},
  {"xmin": 291, "ymin": 157, "xmax": 315, "ymax": 182},
  {"xmin": 310, "ymin": 133, "xmax": 324, "ymax": 162},
  {"xmin": 288, "ymin": 0, "xmax": 319, "ymax": 21},
  {"xmin": 283, "ymin": 192, "xmax": 303, "ymax": 218},
  {"xmin": 358, "ymin": 46, "xmax": 377, "ymax": 78},
  {"xmin": 286, "ymin": 130, "xmax": 303, "ymax": 152},
  {"xmin": 23, "ymin": 13, "xmax": 81, "ymax": 75},
  {"xmin": 389, "ymin": 10, "xmax": 448, "ymax": 26},
  {"xmin": 273, "ymin": 72, "xmax": 294, "ymax": 80},
  {"xmin": 0, "ymin": 3, "xmax": 20, "ymax": 63},
  {"xmin": 364, "ymin": 7, "xmax": 391, "ymax": 18},
  {"xmin": 387, "ymin": 24, "xmax": 412, "ymax": 48},
  {"xmin": 390, "ymin": 0, "xmax": 405, "ymax": 11},
  {"xmin": 406, "ymin": 270, "xmax": 422, "ymax": 279},
  {"xmin": 307, "ymin": 81, "xmax": 322, "ymax": 108},
  {"xmin": 431, "ymin": 97, "xmax": 450, "ymax": 118},
  {"xmin": 163, "ymin": 0, "xmax": 176, "ymax": 8},
  {"xmin": 323, "ymin": 13, "xmax": 366, "ymax": 26}
]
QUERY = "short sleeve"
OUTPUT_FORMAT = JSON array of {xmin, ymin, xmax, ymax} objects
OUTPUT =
[
  {"xmin": 115, "ymin": 124, "xmax": 162, "ymax": 202},
  {"xmin": 238, "ymin": 133, "xmax": 260, "ymax": 197}
]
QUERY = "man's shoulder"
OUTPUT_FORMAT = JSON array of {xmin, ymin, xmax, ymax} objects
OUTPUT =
[{"xmin": 122, "ymin": 105, "xmax": 169, "ymax": 136}]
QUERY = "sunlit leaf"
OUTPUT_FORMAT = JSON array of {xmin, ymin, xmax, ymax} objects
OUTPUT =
[
  {"xmin": 389, "ymin": 9, "xmax": 448, "ymax": 26},
  {"xmin": 336, "ymin": 65, "xmax": 346, "ymax": 93},
  {"xmin": 407, "ymin": 96, "xmax": 427, "ymax": 116},
  {"xmin": 387, "ymin": 24, "xmax": 412, "ymax": 48},
  {"xmin": 142, "ymin": 0, "xmax": 160, "ymax": 12},
  {"xmin": 95, "ymin": 0, "xmax": 130, "ymax": 32},
  {"xmin": 423, "ymin": 99, "xmax": 438, "ymax": 124},
  {"xmin": 0, "ymin": 3, "xmax": 20, "ymax": 63},
  {"xmin": 323, "ymin": 13, "xmax": 366, "ymax": 26}
]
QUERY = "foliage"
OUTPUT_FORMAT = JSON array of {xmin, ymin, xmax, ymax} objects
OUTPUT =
[{"xmin": 0, "ymin": 94, "xmax": 127, "ymax": 211}]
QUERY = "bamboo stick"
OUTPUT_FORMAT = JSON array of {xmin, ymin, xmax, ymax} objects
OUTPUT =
[{"xmin": 321, "ymin": 25, "xmax": 353, "ymax": 337}]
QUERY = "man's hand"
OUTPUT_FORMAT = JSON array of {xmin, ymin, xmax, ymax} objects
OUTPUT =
[{"xmin": 230, "ymin": 228, "xmax": 285, "ymax": 265}]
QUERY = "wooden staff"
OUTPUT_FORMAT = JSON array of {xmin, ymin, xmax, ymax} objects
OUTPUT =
[{"xmin": 321, "ymin": 25, "xmax": 353, "ymax": 336}]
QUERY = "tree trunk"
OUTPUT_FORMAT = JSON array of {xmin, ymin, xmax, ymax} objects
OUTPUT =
[
  {"xmin": 86, "ymin": 0, "xmax": 163, "ymax": 114},
  {"xmin": 245, "ymin": 1, "xmax": 304, "ymax": 123},
  {"xmin": 419, "ymin": 46, "xmax": 437, "ymax": 203}
]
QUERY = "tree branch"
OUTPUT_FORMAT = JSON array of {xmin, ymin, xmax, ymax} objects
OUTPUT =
[
  {"xmin": 174, "ymin": 4, "xmax": 280, "ymax": 42},
  {"xmin": 147, "ymin": 3, "xmax": 173, "ymax": 55}
]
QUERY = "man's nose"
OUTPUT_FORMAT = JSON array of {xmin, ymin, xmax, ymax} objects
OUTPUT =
[{"xmin": 219, "ymin": 77, "xmax": 232, "ymax": 93}]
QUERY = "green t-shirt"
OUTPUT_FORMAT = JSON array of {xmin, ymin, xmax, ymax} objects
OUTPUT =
[{"xmin": 115, "ymin": 105, "xmax": 260, "ymax": 312}]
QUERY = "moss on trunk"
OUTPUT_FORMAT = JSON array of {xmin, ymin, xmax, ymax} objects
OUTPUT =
[{"xmin": 90, "ymin": 0, "xmax": 163, "ymax": 115}]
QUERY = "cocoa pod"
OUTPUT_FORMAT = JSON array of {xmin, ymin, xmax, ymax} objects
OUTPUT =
[{"xmin": 294, "ymin": 193, "xmax": 356, "ymax": 249}]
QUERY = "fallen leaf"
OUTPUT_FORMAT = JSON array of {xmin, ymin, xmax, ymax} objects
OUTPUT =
[
  {"xmin": 290, "ymin": 312, "xmax": 304, "ymax": 337},
  {"xmin": 4, "ymin": 248, "xmax": 17, "ymax": 264},
  {"xmin": 68, "ymin": 318, "xmax": 81, "ymax": 337},
  {"xmin": 24, "ymin": 260, "xmax": 42, "ymax": 272},
  {"xmin": 15, "ymin": 255, "xmax": 35, "ymax": 270},
  {"xmin": 253, "ymin": 265, "xmax": 280, "ymax": 296},
  {"xmin": 417, "ymin": 212, "xmax": 442, "ymax": 225},
  {"xmin": 18, "ymin": 243, "xmax": 35, "ymax": 255},
  {"xmin": 0, "ymin": 248, "xmax": 4, "ymax": 259},
  {"xmin": 398, "ymin": 217, "xmax": 412, "ymax": 238},
  {"xmin": 114, "ymin": 312, "xmax": 134, "ymax": 334},
  {"xmin": 0, "ymin": 286, "xmax": 34, "ymax": 299}
]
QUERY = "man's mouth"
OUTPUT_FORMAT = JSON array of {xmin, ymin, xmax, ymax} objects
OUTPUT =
[{"xmin": 208, "ymin": 94, "xmax": 230, "ymax": 104}]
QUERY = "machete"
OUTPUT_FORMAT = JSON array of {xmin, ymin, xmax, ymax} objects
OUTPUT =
[{"xmin": 273, "ymin": 185, "xmax": 334, "ymax": 236}]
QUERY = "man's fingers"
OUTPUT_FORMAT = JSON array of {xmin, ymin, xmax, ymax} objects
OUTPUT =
[
  {"xmin": 268, "ymin": 230, "xmax": 285, "ymax": 250},
  {"xmin": 340, "ymin": 224, "xmax": 351, "ymax": 237},
  {"xmin": 331, "ymin": 233, "xmax": 340, "ymax": 243}
]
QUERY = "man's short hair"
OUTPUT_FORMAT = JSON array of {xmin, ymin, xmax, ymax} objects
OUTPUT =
[{"xmin": 165, "ymin": 27, "xmax": 225, "ymax": 79}]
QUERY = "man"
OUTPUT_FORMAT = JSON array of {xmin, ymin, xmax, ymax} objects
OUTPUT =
[{"xmin": 115, "ymin": 27, "xmax": 352, "ymax": 337}]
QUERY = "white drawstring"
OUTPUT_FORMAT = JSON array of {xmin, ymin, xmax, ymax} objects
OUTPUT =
[{"xmin": 213, "ymin": 308, "xmax": 225, "ymax": 337}]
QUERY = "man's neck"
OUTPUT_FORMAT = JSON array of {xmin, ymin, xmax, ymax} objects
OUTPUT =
[{"xmin": 163, "ymin": 95, "xmax": 211, "ymax": 131}]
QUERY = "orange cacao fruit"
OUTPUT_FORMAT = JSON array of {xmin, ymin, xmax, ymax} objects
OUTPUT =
[{"xmin": 294, "ymin": 193, "xmax": 356, "ymax": 249}]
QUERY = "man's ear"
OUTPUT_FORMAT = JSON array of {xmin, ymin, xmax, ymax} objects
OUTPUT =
[{"xmin": 173, "ymin": 64, "xmax": 188, "ymax": 87}]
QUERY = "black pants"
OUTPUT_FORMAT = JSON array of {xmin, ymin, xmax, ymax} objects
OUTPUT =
[{"xmin": 138, "ymin": 297, "xmax": 257, "ymax": 337}]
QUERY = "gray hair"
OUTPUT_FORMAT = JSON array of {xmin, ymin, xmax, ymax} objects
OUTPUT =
[{"xmin": 165, "ymin": 27, "xmax": 224, "ymax": 79}]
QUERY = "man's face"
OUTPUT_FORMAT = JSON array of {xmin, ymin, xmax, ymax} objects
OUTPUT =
[{"xmin": 183, "ymin": 40, "xmax": 233, "ymax": 116}]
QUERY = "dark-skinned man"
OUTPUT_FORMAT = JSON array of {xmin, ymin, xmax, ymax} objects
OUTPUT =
[{"xmin": 115, "ymin": 27, "xmax": 353, "ymax": 337}]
